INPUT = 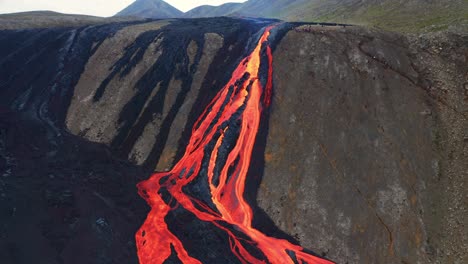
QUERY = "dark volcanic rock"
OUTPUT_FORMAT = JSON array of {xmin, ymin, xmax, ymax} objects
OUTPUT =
[
  {"xmin": 0, "ymin": 16, "xmax": 466, "ymax": 264},
  {"xmin": 258, "ymin": 25, "xmax": 467, "ymax": 263},
  {"xmin": 0, "ymin": 17, "xmax": 278, "ymax": 264},
  {"xmin": 0, "ymin": 112, "xmax": 148, "ymax": 264}
]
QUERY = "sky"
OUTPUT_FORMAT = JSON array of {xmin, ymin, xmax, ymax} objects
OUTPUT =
[{"xmin": 0, "ymin": 0, "xmax": 247, "ymax": 17}]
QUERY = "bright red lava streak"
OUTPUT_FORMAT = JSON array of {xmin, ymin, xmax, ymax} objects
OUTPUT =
[{"xmin": 135, "ymin": 25, "xmax": 334, "ymax": 264}]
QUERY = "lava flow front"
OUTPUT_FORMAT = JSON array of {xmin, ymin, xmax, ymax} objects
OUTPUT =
[{"xmin": 135, "ymin": 25, "xmax": 333, "ymax": 264}]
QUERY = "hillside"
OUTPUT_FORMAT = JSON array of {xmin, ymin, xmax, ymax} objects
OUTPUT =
[
  {"xmin": 0, "ymin": 15, "xmax": 467, "ymax": 263},
  {"xmin": 275, "ymin": 0, "xmax": 468, "ymax": 33},
  {"xmin": 0, "ymin": 11, "xmax": 139, "ymax": 30},
  {"xmin": 183, "ymin": 3, "xmax": 243, "ymax": 18},
  {"xmin": 115, "ymin": 0, "xmax": 182, "ymax": 19},
  {"xmin": 183, "ymin": 0, "xmax": 468, "ymax": 33}
]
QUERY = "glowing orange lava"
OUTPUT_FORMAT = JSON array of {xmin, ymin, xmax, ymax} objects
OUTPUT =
[{"xmin": 136, "ymin": 25, "xmax": 334, "ymax": 264}]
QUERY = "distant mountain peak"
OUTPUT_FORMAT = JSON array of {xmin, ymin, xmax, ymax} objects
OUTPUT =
[{"xmin": 115, "ymin": 0, "xmax": 183, "ymax": 19}]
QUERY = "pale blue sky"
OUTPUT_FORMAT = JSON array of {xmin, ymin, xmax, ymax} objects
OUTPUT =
[{"xmin": 0, "ymin": 0, "xmax": 247, "ymax": 16}]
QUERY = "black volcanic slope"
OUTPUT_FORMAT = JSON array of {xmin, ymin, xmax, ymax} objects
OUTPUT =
[{"xmin": 0, "ymin": 17, "xmax": 295, "ymax": 264}]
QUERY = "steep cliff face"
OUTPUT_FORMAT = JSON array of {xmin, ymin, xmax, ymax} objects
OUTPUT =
[
  {"xmin": 259, "ymin": 25, "xmax": 467, "ymax": 263},
  {"xmin": 0, "ymin": 17, "xmax": 466, "ymax": 263},
  {"xmin": 62, "ymin": 18, "xmax": 269, "ymax": 172}
]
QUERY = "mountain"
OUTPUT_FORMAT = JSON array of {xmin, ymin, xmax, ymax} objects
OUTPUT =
[
  {"xmin": 268, "ymin": 0, "xmax": 468, "ymax": 33},
  {"xmin": 115, "ymin": 0, "xmax": 467, "ymax": 33},
  {"xmin": 183, "ymin": 0, "xmax": 467, "ymax": 33},
  {"xmin": 115, "ymin": 0, "xmax": 182, "ymax": 19},
  {"xmin": 183, "ymin": 3, "xmax": 243, "ymax": 18},
  {"xmin": 0, "ymin": 11, "xmax": 140, "ymax": 30},
  {"xmin": 1, "ymin": 14, "xmax": 467, "ymax": 264}
]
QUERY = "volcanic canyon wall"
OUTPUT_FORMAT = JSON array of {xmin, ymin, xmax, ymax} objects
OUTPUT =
[{"xmin": 0, "ymin": 18, "xmax": 466, "ymax": 263}]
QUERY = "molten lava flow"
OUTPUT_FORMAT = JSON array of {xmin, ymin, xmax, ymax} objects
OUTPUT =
[{"xmin": 136, "ymin": 25, "xmax": 334, "ymax": 264}]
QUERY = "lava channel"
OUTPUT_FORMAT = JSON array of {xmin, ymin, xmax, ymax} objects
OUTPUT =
[{"xmin": 135, "ymin": 25, "xmax": 334, "ymax": 264}]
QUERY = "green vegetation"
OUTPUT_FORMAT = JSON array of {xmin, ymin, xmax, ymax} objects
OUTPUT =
[
  {"xmin": 280, "ymin": 0, "xmax": 468, "ymax": 33},
  {"xmin": 183, "ymin": 0, "xmax": 467, "ymax": 33}
]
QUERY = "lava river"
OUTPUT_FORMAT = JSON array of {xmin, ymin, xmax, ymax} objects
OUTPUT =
[{"xmin": 135, "ymin": 25, "xmax": 334, "ymax": 264}]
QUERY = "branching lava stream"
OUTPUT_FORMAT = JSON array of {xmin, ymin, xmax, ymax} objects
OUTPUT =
[{"xmin": 136, "ymin": 25, "xmax": 334, "ymax": 264}]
